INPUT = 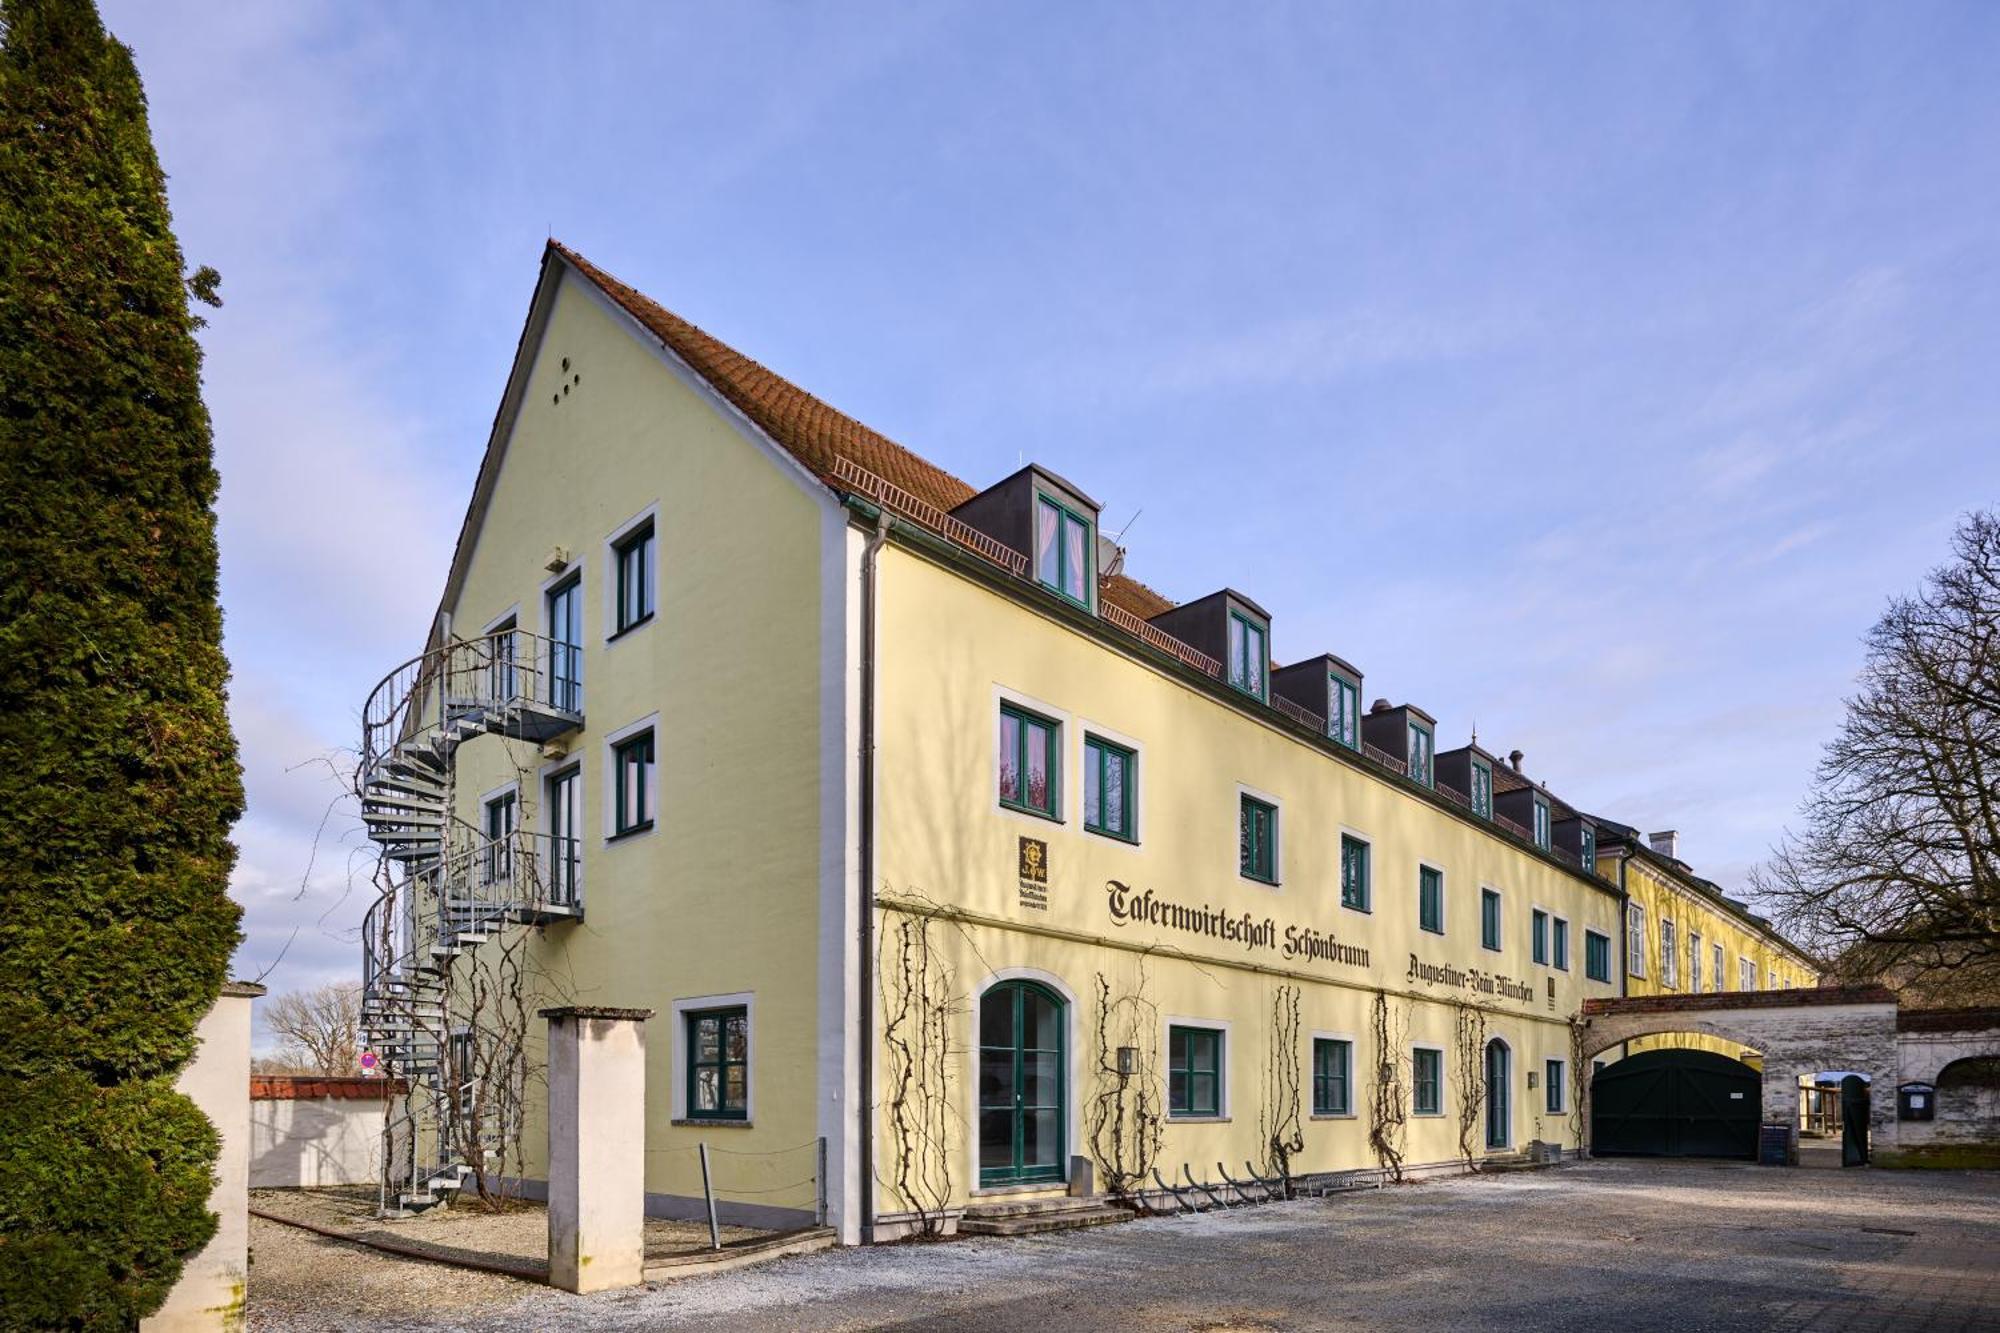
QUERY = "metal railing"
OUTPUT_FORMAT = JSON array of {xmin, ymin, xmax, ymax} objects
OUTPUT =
[
  {"xmin": 1271, "ymin": 693, "xmax": 1326, "ymax": 732},
  {"xmin": 829, "ymin": 455, "xmax": 1030, "ymax": 578},
  {"xmin": 1100, "ymin": 600, "xmax": 1224, "ymax": 677},
  {"xmin": 363, "ymin": 830, "xmax": 581, "ymax": 999},
  {"xmin": 361, "ymin": 629, "xmax": 582, "ymax": 787},
  {"xmin": 1362, "ymin": 741, "xmax": 1407, "ymax": 776}
]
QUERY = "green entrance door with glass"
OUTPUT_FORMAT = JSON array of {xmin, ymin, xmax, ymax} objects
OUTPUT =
[{"xmin": 978, "ymin": 981, "xmax": 1066, "ymax": 1186}]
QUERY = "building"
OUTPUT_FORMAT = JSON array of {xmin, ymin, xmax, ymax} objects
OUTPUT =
[{"xmin": 357, "ymin": 243, "xmax": 1800, "ymax": 1243}]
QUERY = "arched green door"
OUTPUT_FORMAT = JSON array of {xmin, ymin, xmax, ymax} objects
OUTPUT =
[
  {"xmin": 1485, "ymin": 1039, "xmax": 1511, "ymax": 1150},
  {"xmin": 978, "ymin": 981, "xmax": 1066, "ymax": 1186}
]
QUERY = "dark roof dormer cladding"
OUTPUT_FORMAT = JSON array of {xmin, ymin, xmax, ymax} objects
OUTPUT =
[
  {"xmin": 948, "ymin": 464, "xmax": 1103, "ymax": 612},
  {"xmin": 1436, "ymin": 742, "xmax": 1500, "ymax": 817},
  {"xmin": 1553, "ymin": 814, "xmax": 1598, "ymax": 872},
  {"xmin": 1272, "ymin": 652, "xmax": 1365, "ymax": 749},
  {"xmin": 1360, "ymin": 701, "xmax": 1436, "ymax": 786},
  {"xmin": 1146, "ymin": 589, "xmax": 1272, "ymax": 700}
]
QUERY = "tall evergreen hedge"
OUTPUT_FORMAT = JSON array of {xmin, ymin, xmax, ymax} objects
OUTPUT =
[{"xmin": 0, "ymin": 0, "xmax": 243, "ymax": 1322}]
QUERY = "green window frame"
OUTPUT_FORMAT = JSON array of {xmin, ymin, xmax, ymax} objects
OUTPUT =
[
  {"xmin": 1585, "ymin": 930, "xmax": 1611, "ymax": 982},
  {"xmin": 684, "ymin": 1005, "xmax": 748, "ymax": 1121},
  {"xmin": 1239, "ymin": 795, "xmax": 1278, "ymax": 884},
  {"xmin": 1082, "ymin": 735, "xmax": 1135, "ymax": 841},
  {"xmin": 1340, "ymin": 834, "xmax": 1370, "ymax": 911},
  {"xmin": 484, "ymin": 791, "xmax": 516, "ymax": 884},
  {"xmin": 613, "ymin": 519, "xmax": 655, "ymax": 634},
  {"xmin": 1169, "ymin": 1025, "xmax": 1223, "ymax": 1118},
  {"xmin": 1580, "ymin": 823, "xmax": 1596, "ymax": 874},
  {"xmin": 1419, "ymin": 865, "xmax": 1444, "ymax": 935},
  {"xmin": 998, "ymin": 703, "xmax": 1060, "ymax": 819},
  {"xmin": 1532, "ymin": 794, "xmax": 1551, "ymax": 850},
  {"xmin": 1481, "ymin": 888, "xmax": 1502, "ymax": 952},
  {"xmin": 1470, "ymin": 758, "xmax": 1493, "ymax": 819},
  {"xmin": 1312, "ymin": 1038, "xmax": 1352, "ymax": 1116},
  {"xmin": 1545, "ymin": 1059, "xmax": 1566, "ymax": 1115},
  {"xmin": 1226, "ymin": 610, "xmax": 1268, "ymax": 700},
  {"xmin": 612, "ymin": 730, "xmax": 655, "ymax": 837},
  {"xmin": 1407, "ymin": 721, "xmax": 1434, "ymax": 788},
  {"xmin": 1552, "ymin": 916, "xmax": 1570, "ymax": 972},
  {"xmin": 1532, "ymin": 908, "xmax": 1549, "ymax": 965},
  {"xmin": 1329, "ymin": 674, "xmax": 1360, "ymax": 750},
  {"xmin": 1412, "ymin": 1047, "xmax": 1443, "ymax": 1116},
  {"xmin": 1034, "ymin": 495, "xmax": 1093, "ymax": 608}
]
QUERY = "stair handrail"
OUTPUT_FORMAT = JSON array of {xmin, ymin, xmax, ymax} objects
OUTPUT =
[{"xmin": 360, "ymin": 628, "xmax": 580, "ymax": 789}]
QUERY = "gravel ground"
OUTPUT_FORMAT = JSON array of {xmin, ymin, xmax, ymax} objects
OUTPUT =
[{"xmin": 247, "ymin": 1160, "xmax": 2000, "ymax": 1332}]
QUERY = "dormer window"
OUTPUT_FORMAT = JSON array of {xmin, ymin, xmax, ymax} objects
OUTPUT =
[
  {"xmin": 1226, "ymin": 610, "xmax": 1268, "ymax": 700},
  {"xmin": 1470, "ymin": 757, "xmax": 1493, "ymax": 819},
  {"xmin": 1532, "ymin": 793, "xmax": 1551, "ymax": 851},
  {"xmin": 1328, "ymin": 673, "xmax": 1360, "ymax": 750},
  {"xmin": 1407, "ymin": 720, "xmax": 1434, "ymax": 788},
  {"xmin": 1034, "ymin": 495, "xmax": 1093, "ymax": 608},
  {"xmin": 1580, "ymin": 823, "xmax": 1596, "ymax": 874}
]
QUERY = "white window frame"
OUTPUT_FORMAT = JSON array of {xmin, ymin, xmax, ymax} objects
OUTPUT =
[
  {"xmin": 1740, "ymin": 956, "xmax": 1757, "ymax": 991},
  {"xmin": 602, "ymin": 502, "xmax": 660, "ymax": 646},
  {"xmin": 1309, "ymin": 1030, "xmax": 1359, "ymax": 1120},
  {"xmin": 1627, "ymin": 902, "xmax": 1648, "ymax": 979},
  {"xmin": 1689, "ymin": 931, "xmax": 1703, "ymax": 992},
  {"xmin": 1163, "ymin": 1014, "xmax": 1233, "ymax": 1121},
  {"xmin": 1713, "ymin": 942, "xmax": 1725, "ymax": 993},
  {"xmin": 1661, "ymin": 917, "xmax": 1679, "ymax": 989},
  {"xmin": 670, "ymin": 990, "xmax": 755, "ymax": 1123},
  {"xmin": 1410, "ymin": 1042, "xmax": 1447, "ymax": 1117},
  {"xmin": 602, "ymin": 711, "xmax": 660, "ymax": 844}
]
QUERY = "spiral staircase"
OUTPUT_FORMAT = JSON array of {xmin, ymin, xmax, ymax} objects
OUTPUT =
[{"xmin": 358, "ymin": 629, "xmax": 584, "ymax": 1213}]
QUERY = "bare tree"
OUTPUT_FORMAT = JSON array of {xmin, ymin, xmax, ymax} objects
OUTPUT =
[
  {"xmin": 1755, "ymin": 510, "xmax": 2000, "ymax": 999},
  {"xmin": 262, "ymin": 982, "xmax": 364, "ymax": 1075}
]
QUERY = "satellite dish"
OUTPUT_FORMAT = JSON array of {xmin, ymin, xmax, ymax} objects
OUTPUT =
[{"xmin": 1097, "ymin": 533, "xmax": 1125, "ymax": 579}]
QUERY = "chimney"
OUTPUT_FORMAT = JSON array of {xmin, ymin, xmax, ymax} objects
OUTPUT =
[
  {"xmin": 1507, "ymin": 749, "xmax": 1524, "ymax": 772},
  {"xmin": 1370, "ymin": 698, "xmax": 1392, "ymax": 714},
  {"xmin": 1649, "ymin": 830, "xmax": 1680, "ymax": 861}
]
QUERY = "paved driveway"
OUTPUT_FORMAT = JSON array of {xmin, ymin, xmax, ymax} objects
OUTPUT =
[{"xmin": 249, "ymin": 1159, "xmax": 2000, "ymax": 1331}]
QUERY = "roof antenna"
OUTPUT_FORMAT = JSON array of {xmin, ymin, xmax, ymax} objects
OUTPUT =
[{"xmin": 1113, "ymin": 509, "xmax": 1144, "ymax": 543}]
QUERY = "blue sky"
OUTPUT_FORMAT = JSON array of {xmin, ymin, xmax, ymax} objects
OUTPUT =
[{"xmin": 100, "ymin": 2, "xmax": 2000, "ymax": 1013}]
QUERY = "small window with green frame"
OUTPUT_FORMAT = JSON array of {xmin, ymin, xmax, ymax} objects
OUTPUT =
[
  {"xmin": 998, "ymin": 702, "xmax": 1060, "ymax": 819},
  {"xmin": 1481, "ymin": 887, "xmax": 1502, "ymax": 952},
  {"xmin": 684, "ymin": 1005, "xmax": 747, "ymax": 1121},
  {"xmin": 1239, "ymin": 794, "xmax": 1278, "ymax": 884},
  {"xmin": 1470, "ymin": 757, "xmax": 1493, "ymax": 819},
  {"xmin": 612, "ymin": 730, "xmax": 655, "ymax": 837},
  {"xmin": 1312, "ymin": 1038, "xmax": 1352, "ymax": 1116},
  {"xmin": 1412, "ymin": 1046, "xmax": 1443, "ymax": 1116},
  {"xmin": 1169, "ymin": 1025, "xmax": 1223, "ymax": 1117},
  {"xmin": 1579, "ymin": 822, "xmax": 1597, "ymax": 874},
  {"xmin": 1407, "ymin": 720, "xmax": 1434, "ymax": 788},
  {"xmin": 1419, "ymin": 864, "xmax": 1444, "ymax": 935},
  {"xmin": 1328, "ymin": 673, "xmax": 1360, "ymax": 750},
  {"xmin": 1532, "ymin": 793, "xmax": 1551, "ymax": 850},
  {"xmin": 1340, "ymin": 834, "xmax": 1370, "ymax": 911},
  {"xmin": 1033, "ymin": 494, "xmax": 1093, "ymax": 608},
  {"xmin": 1226, "ymin": 610, "xmax": 1268, "ymax": 700},
  {"xmin": 1083, "ymin": 734, "xmax": 1136, "ymax": 842}
]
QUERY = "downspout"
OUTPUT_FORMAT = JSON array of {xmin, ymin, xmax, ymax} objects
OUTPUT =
[
  {"xmin": 856, "ymin": 506, "xmax": 890, "ymax": 1244},
  {"xmin": 1617, "ymin": 852, "xmax": 1630, "ymax": 1064}
]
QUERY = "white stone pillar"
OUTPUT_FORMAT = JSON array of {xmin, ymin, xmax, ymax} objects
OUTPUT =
[
  {"xmin": 543, "ymin": 1006, "xmax": 653, "ymax": 1293},
  {"xmin": 143, "ymin": 981, "xmax": 264, "ymax": 1332}
]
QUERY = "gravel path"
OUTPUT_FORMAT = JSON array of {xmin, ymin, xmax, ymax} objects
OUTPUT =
[{"xmin": 247, "ymin": 1160, "xmax": 2000, "ymax": 1331}]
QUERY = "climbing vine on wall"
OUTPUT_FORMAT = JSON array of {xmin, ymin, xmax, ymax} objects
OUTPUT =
[
  {"xmin": 1260, "ymin": 983, "xmax": 1306, "ymax": 1185},
  {"xmin": 877, "ymin": 908, "xmax": 961, "ymax": 1237},
  {"xmin": 1453, "ymin": 1003, "xmax": 1489, "ymax": 1168},
  {"xmin": 1368, "ymin": 990, "xmax": 1409, "ymax": 1182},
  {"xmin": 1085, "ymin": 965, "xmax": 1164, "ymax": 1200}
]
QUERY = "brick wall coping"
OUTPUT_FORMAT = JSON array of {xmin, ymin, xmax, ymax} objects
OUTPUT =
[
  {"xmin": 1898, "ymin": 1006, "xmax": 2000, "ymax": 1034},
  {"xmin": 538, "ymin": 1005, "xmax": 655, "ymax": 1021},
  {"xmin": 251, "ymin": 1075, "xmax": 406, "ymax": 1100},
  {"xmin": 1581, "ymin": 984, "xmax": 1897, "ymax": 1017}
]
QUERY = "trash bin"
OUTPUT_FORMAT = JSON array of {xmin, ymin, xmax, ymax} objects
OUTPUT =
[{"xmin": 1758, "ymin": 1122, "xmax": 1794, "ymax": 1166}]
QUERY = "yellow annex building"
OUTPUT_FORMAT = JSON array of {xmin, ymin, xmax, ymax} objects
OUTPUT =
[{"xmin": 356, "ymin": 243, "xmax": 1814, "ymax": 1243}]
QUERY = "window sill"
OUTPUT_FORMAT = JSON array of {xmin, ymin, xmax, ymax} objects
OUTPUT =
[
  {"xmin": 1168, "ymin": 1115, "xmax": 1230, "ymax": 1125},
  {"xmin": 1340, "ymin": 901, "xmax": 1371, "ymax": 915},
  {"xmin": 1084, "ymin": 827, "xmax": 1139, "ymax": 846},
  {"xmin": 970, "ymin": 1179, "xmax": 1068, "ymax": 1197},
  {"xmin": 1239, "ymin": 873, "xmax": 1279, "ymax": 888},
  {"xmin": 999, "ymin": 802, "xmax": 1062, "ymax": 824},
  {"xmin": 1411, "ymin": 1111, "xmax": 1446, "ymax": 1119},
  {"xmin": 1308, "ymin": 1112, "xmax": 1357, "ymax": 1122},
  {"xmin": 1420, "ymin": 926, "xmax": 1445, "ymax": 937},
  {"xmin": 607, "ymin": 822, "xmax": 656, "ymax": 845},
  {"xmin": 606, "ymin": 613, "xmax": 654, "ymax": 645},
  {"xmin": 672, "ymin": 1117, "xmax": 752, "ymax": 1129}
]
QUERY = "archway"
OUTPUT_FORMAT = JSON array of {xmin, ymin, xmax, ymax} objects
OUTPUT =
[
  {"xmin": 1484, "ymin": 1038, "xmax": 1511, "ymax": 1150},
  {"xmin": 976, "ymin": 980, "xmax": 1066, "ymax": 1187}
]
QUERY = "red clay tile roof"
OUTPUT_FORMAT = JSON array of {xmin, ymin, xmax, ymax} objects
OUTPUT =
[
  {"xmin": 251, "ymin": 1075, "xmax": 405, "ymax": 1100},
  {"xmin": 552, "ymin": 242, "xmax": 1175, "ymax": 618}
]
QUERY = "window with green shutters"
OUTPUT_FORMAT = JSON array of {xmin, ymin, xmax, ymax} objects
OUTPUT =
[
  {"xmin": 1481, "ymin": 888, "xmax": 1502, "ymax": 952},
  {"xmin": 685, "ymin": 1006, "xmax": 748, "ymax": 1120},
  {"xmin": 1169, "ymin": 1025, "xmax": 1223, "ymax": 1117},
  {"xmin": 1240, "ymin": 795, "xmax": 1277, "ymax": 884},
  {"xmin": 1407, "ymin": 720, "xmax": 1434, "ymax": 788},
  {"xmin": 1340, "ymin": 834, "xmax": 1370, "ymax": 911},
  {"xmin": 1312, "ymin": 1038, "xmax": 1352, "ymax": 1116},
  {"xmin": 1083, "ymin": 735, "xmax": 1135, "ymax": 841},
  {"xmin": 1585, "ymin": 930, "xmax": 1612, "ymax": 982},
  {"xmin": 1532, "ymin": 908, "xmax": 1549, "ymax": 965},
  {"xmin": 1419, "ymin": 865, "xmax": 1444, "ymax": 935},
  {"xmin": 1034, "ymin": 496, "xmax": 1093, "ymax": 608},
  {"xmin": 1226, "ymin": 611, "xmax": 1268, "ymax": 700},
  {"xmin": 999, "ymin": 703, "xmax": 1059, "ymax": 819},
  {"xmin": 1412, "ymin": 1047, "xmax": 1443, "ymax": 1115},
  {"xmin": 1470, "ymin": 758, "xmax": 1493, "ymax": 819},
  {"xmin": 1329, "ymin": 674, "xmax": 1360, "ymax": 750}
]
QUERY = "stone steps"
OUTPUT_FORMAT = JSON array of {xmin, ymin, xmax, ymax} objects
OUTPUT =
[{"xmin": 958, "ymin": 1194, "xmax": 1135, "ymax": 1237}]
